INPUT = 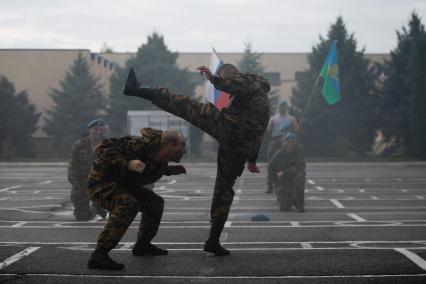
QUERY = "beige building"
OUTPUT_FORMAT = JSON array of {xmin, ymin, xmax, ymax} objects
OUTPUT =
[{"xmin": 0, "ymin": 49, "xmax": 388, "ymax": 139}]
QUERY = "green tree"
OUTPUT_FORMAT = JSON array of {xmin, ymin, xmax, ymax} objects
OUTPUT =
[
  {"xmin": 0, "ymin": 75, "xmax": 40, "ymax": 157},
  {"xmin": 44, "ymin": 52, "xmax": 105, "ymax": 153},
  {"xmin": 238, "ymin": 41, "xmax": 264, "ymax": 74},
  {"xmin": 292, "ymin": 17, "xmax": 381, "ymax": 156},
  {"xmin": 106, "ymin": 32, "xmax": 202, "ymax": 156},
  {"xmin": 380, "ymin": 12, "xmax": 426, "ymax": 157}
]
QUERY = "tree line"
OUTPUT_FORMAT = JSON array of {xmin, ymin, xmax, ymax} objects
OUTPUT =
[{"xmin": 0, "ymin": 13, "xmax": 425, "ymax": 158}]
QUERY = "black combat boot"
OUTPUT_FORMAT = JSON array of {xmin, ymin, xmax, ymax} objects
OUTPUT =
[
  {"xmin": 203, "ymin": 221, "xmax": 230, "ymax": 256},
  {"xmin": 132, "ymin": 240, "xmax": 168, "ymax": 256},
  {"xmin": 123, "ymin": 67, "xmax": 156, "ymax": 100},
  {"xmin": 87, "ymin": 247, "xmax": 125, "ymax": 270}
]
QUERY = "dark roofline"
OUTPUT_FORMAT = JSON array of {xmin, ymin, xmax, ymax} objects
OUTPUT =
[{"xmin": 0, "ymin": 48, "xmax": 91, "ymax": 52}]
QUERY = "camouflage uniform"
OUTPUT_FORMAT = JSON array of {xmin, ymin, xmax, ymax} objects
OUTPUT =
[
  {"xmin": 268, "ymin": 139, "xmax": 306, "ymax": 211},
  {"xmin": 152, "ymin": 74, "xmax": 270, "ymax": 222},
  {"xmin": 68, "ymin": 136, "xmax": 105, "ymax": 221},
  {"xmin": 88, "ymin": 128, "xmax": 169, "ymax": 251}
]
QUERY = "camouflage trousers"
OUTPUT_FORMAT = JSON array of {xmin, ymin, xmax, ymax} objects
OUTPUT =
[
  {"xmin": 266, "ymin": 137, "xmax": 283, "ymax": 191},
  {"xmin": 71, "ymin": 186, "xmax": 104, "ymax": 221},
  {"xmin": 153, "ymin": 89, "xmax": 246, "ymax": 222},
  {"xmin": 89, "ymin": 183, "xmax": 164, "ymax": 251},
  {"xmin": 276, "ymin": 171, "xmax": 305, "ymax": 211}
]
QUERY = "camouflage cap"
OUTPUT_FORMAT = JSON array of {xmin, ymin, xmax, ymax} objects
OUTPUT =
[{"xmin": 140, "ymin": 127, "xmax": 163, "ymax": 155}]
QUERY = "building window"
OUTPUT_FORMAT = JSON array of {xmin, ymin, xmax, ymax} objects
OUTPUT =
[{"xmin": 264, "ymin": 72, "xmax": 281, "ymax": 86}]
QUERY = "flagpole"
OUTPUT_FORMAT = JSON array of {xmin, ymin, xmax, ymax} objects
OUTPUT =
[{"xmin": 298, "ymin": 74, "xmax": 321, "ymax": 131}]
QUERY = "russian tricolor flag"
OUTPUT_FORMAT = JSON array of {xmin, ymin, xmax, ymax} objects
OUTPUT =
[{"xmin": 205, "ymin": 48, "xmax": 231, "ymax": 110}]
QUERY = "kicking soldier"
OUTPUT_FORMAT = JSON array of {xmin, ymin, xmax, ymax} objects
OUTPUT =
[
  {"xmin": 68, "ymin": 118, "xmax": 107, "ymax": 221},
  {"xmin": 87, "ymin": 128, "xmax": 187, "ymax": 270},
  {"xmin": 123, "ymin": 64, "xmax": 270, "ymax": 256},
  {"xmin": 268, "ymin": 132, "xmax": 306, "ymax": 212}
]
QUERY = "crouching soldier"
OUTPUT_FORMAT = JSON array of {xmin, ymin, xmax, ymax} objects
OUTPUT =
[
  {"xmin": 268, "ymin": 133, "xmax": 306, "ymax": 212},
  {"xmin": 87, "ymin": 128, "xmax": 187, "ymax": 270}
]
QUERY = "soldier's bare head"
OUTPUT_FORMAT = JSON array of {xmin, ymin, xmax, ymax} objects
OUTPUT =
[
  {"xmin": 217, "ymin": 63, "xmax": 240, "ymax": 77},
  {"xmin": 158, "ymin": 130, "xmax": 186, "ymax": 163}
]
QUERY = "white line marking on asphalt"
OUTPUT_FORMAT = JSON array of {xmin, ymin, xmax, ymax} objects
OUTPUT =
[
  {"xmin": 11, "ymin": 221, "xmax": 27, "ymax": 227},
  {"xmin": 167, "ymin": 180, "xmax": 176, "ymax": 185},
  {"xmin": 0, "ymin": 186, "xmax": 22, "ymax": 193},
  {"xmin": 0, "ymin": 197, "xmax": 8, "ymax": 201},
  {"xmin": 195, "ymin": 190, "xmax": 201, "ymax": 194},
  {"xmin": 316, "ymin": 186, "xmax": 324, "ymax": 191},
  {"xmin": 33, "ymin": 190, "xmax": 40, "ymax": 194},
  {"xmin": 401, "ymin": 189, "xmax": 408, "ymax": 193},
  {"xmin": 347, "ymin": 213, "xmax": 367, "ymax": 222},
  {"xmin": 2, "ymin": 273, "xmax": 426, "ymax": 280},
  {"xmin": 225, "ymin": 221, "xmax": 232, "ymax": 228},
  {"xmin": 301, "ymin": 242, "xmax": 313, "ymax": 249},
  {"xmin": 359, "ymin": 189, "xmax": 365, "ymax": 193},
  {"xmin": 307, "ymin": 179, "xmax": 315, "ymax": 185},
  {"xmin": 37, "ymin": 181, "xmax": 52, "ymax": 185},
  {"xmin": 365, "ymin": 178, "xmax": 371, "ymax": 182},
  {"xmin": 291, "ymin": 222, "xmax": 300, "ymax": 227},
  {"xmin": 330, "ymin": 199, "xmax": 345, "ymax": 208},
  {"xmin": 396, "ymin": 178, "xmax": 403, "ymax": 182},
  {"xmin": 416, "ymin": 196, "xmax": 425, "ymax": 200},
  {"xmin": 121, "ymin": 243, "xmax": 134, "ymax": 249},
  {"xmin": 371, "ymin": 196, "xmax": 378, "ymax": 200},
  {"xmin": 0, "ymin": 247, "xmax": 40, "ymax": 270},
  {"xmin": 395, "ymin": 248, "xmax": 426, "ymax": 272}
]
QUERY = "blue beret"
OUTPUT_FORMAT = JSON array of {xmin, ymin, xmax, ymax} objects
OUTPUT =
[
  {"xmin": 87, "ymin": 118, "xmax": 106, "ymax": 128},
  {"xmin": 284, "ymin": 132, "xmax": 297, "ymax": 141},
  {"xmin": 278, "ymin": 100, "xmax": 288, "ymax": 107}
]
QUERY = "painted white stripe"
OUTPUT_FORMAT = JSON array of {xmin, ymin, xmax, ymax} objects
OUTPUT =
[
  {"xmin": 315, "ymin": 186, "xmax": 324, "ymax": 191},
  {"xmin": 307, "ymin": 179, "xmax": 315, "ymax": 185},
  {"xmin": 416, "ymin": 196, "xmax": 425, "ymax": 200},
  {"xmin": 0, "ymin": 247, "xmax": 40, "ymax": 270},
  {"xmin": 2, "ymin": 273, "xmax": 426, "ymax": 280},
  {"xmin": 330, "ymin": 199, "xmax": 345, "ymax": 208},
  {"xmin": 359, "ymin": 189, "xmax": 365, "ymax": 193},
  {"xmin": 11, "ymin": 221, "xmax": 27, "ymax": 227},
  {"xmin": 194, "ymin": 190, "xmax": 201, "ymax": 194},
  {"xmin": 0, "ymin": 197, "xmax": 8, "ymax": 201},
  {"xmin": 37, "ymin": 180, "xmax": 52, "ymax": 185},
  {"xmin": 121, "ymin": 243, "xmax": 134, "ymax": 249},
  {"xmin": 301, "ymin": 242, "xmax": 313, "ymax": 249},
  {"xmin": 33, "ymin": 190, "xmax": 40, "ymax": 194},
  {"xmin": 371, "ymin": 196, "xmax": 378, "ymax": 200},
  {"xmin": 0, "ymin": 185, "xmax": 22, "ymax": 193},
  {"xmin": 167, "ymin": 179, "xmax": 177, "ymax": 185},
  {"xmin": 347, "ymin": 213, "xmax": 367, "ymax": 222},
  {"xmin": 395, "ymin": 248, "xmax": 426, "ymax": 272},
  {"xmin": 2, "ymin": 223, "xmax": 426, "ymax": 229},
  {"xmin": 224, "ymin": 221, "xmax": 232, "ymax": 228},
  {"xmin": 401, "ymin": 189, "xmax": 408, "ymax": 193}
]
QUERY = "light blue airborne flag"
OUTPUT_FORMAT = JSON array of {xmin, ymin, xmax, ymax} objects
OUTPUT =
[{"xmin": 319, "ymin": 41, "xmax": 341, "ymax": 105}]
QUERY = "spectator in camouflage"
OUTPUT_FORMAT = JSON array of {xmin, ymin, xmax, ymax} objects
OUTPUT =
[
  {"xmin": 268, "ymin": 132, "xmax": 306, "ymax": 212},
  {"xmin": 87, "ymin": 128, "xmax": 187, "ymax": 270},
  {"xmin": 123, "ymin": 63, "xmax": 270, "ymax": 256},
  {"xmin": 68, "ymin": 118, "xmax": 108, "ymax": 221}
]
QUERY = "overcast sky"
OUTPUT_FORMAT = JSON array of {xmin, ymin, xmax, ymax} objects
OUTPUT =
[{"xmin": 1, "ymin": 0, "xmax": 425, "ymax": 54}]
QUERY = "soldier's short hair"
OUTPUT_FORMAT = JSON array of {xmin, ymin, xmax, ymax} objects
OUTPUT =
[
  {"xmin": 161, "ymin": 130, "xmax": 184, "ymax": 146},
  {"xmin": 217, "ymin": 63, "xmax": 239, "ymax": 76}
]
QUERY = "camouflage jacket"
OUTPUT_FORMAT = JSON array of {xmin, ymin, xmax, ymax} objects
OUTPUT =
[
  {"xmin": 268, "ymin": 140, "xmax": 305, "ymax": 183},
  {"xmin": 88, "ymin": 128, "xmax": 169, "ymax": 188},
  {"xmin": 68, "ymin": 136, "xmax": 97, "ymax": 188},
  {"xmin": 211, "ymin": 73, "xmax": 270, "ymax": 162}
]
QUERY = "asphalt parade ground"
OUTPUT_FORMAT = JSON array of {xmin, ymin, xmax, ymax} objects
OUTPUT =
[{"xmin": 0, "ymin": 162, "xmax": 426, "ymax": 283}]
